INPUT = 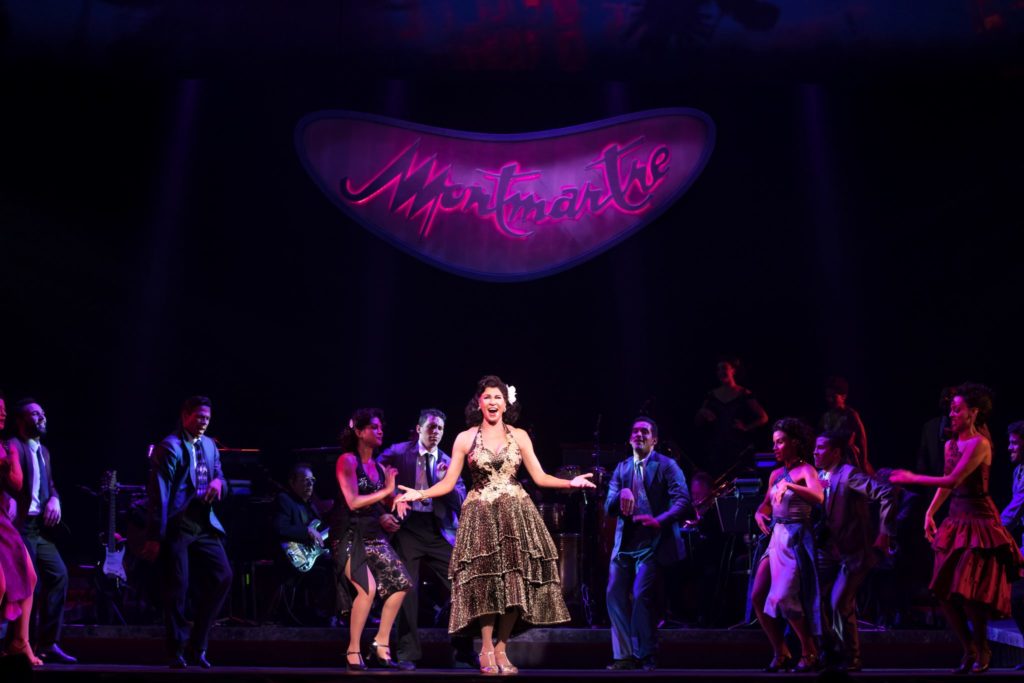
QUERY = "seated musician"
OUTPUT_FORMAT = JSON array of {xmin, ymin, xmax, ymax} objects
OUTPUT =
[
  {"xmin": 268, "ymin": 463, "xmax": 332, "ymax": 622},
  {"xmin": 273, "ymin": 463, "xmax": 328, "ymax": 560}
]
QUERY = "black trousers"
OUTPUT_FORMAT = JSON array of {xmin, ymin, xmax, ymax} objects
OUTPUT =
[
  {"xmin": 392, "ymin": 513, "xmax": 472, "ymax": 663},
  {"xmin": 21, "ymin": 516, "xmax": 68, "ymax": 649},
  {"xmin": 159, "ymin": 513, "xmax": 232, "ymax": 654},
  {"xmin": 817, "ymin": 557, "xmax": 869, "ymax": 664}
]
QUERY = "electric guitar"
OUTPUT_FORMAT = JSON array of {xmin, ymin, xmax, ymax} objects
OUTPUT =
[
  {"xmin": 282, "ymin": 520, "xmax": 328, "ymax": 572},
  {"xmin": 100, "ymin": 470, "xmax": 127, "ymax": 586}
]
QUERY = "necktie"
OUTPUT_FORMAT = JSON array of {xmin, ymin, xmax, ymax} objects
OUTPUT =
[
  {"xmin": 194, "ymin": 439, "xmax": 209, "ymax": 499},
  {"xmin": 413, "ymin": 453, "xmax": 433, "ymax": 512},
  {"xmin": 633, "ymin": 459, "xmax": 651, "ymax": 516},
  {"xmin": 33, "ymin": 443, "xmax": 50, "ymax": 503}
]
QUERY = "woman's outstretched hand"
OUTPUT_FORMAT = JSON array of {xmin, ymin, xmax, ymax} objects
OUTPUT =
[
  {"xmin": 570, "ymin": 473, "xmax": 596, "ymax": 489},
  {"xmin": 394, "ymin": 485, "xmax": 425, "ymax": 505}
]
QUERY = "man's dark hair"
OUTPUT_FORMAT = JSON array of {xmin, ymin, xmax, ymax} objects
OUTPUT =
[
  {"xmin": 632, "ymin": 416, "xmax": 659, "ymax": 439},
  {"xmin": 181, "ymin": 395, "xmax": 212, "ymax": 416},
  {"xmin": 289, "ymin": 462, "xmax": 314, "ymax": 480},
  {"xmin": 418, "ymin": 408, "xmax": 447, "ymax": 426},
  {"xmin": 13, "ymin": 397, "xmax": 38, "ymax": 417},
  {"xmin": 1008, "ymin": 421, "xmax": 1024, "ymax": 440},
  {"xmin": 825, "ymin": 375, "xmax": 850, "ymax": 396},
  {"xmin": 819, "ymin": 430, "xmax": 854, "ymax": 465}
]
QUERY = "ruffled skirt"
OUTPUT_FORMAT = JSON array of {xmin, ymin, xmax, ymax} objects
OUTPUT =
[
  {"xmin": 0, "ymin": 517, "xmax": 34, "ymax": 621},
  {"xmin": 448, "ymin": 490, "xmax": 570, "ymax": 634},
  {"xmin": 930, "ymin": 495, "xmax": 1022, "ymax": 617}
]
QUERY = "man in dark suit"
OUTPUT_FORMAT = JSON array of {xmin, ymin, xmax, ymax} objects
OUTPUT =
[
  {"xmin": 2, "ymin": 399, "xmax": 76, "ymax": 663},
  {"xmin": 141, "ymin": 396, "xmax": 232, "ymax": 669},
  {"xmin": 273, "ymin": 462, "xmax": 327, "ymax": 562},
  {"xmin": 604, "ymin": 417, "xmax": 690, "ymax": 671},
  {"xmin": 814, "ymin": 430, "xmax": 898, "ymax": 672},
  {"xmin": 1000, "ymin": 421, "xmax": 1024, "ymax": 670},
  {"xmin": 378, "ymin": 408, "xmax": 471, "ymax": 670}
]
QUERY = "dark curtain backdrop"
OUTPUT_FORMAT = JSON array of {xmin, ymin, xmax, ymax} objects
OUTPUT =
[{"xmin": 2, "ymin": 72, "xmax": 1022, "ymax": 556}]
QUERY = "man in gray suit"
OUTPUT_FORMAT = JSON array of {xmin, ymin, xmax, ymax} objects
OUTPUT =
[
  {"xmin": 142, "ymin": 396, "xmax": 232, "ymax": 669},
  {"xmin": 3, "ymin": 399, "xmax": 76, "ymax": 663},
  {"xmin": 604, "ymin": 417, "xmax": 690, "ymax": 671},
  {"xmin": 379, "ymin": 408, "xmax": 471, "ymax": 669},
  {"xmin": 814, "ymin": 430, "xmax": 898, "ymax": 672}
]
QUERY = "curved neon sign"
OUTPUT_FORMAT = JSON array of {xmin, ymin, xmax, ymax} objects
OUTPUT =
[{"xmin": 296, "ymin": 109, "xmax": 714, "ymax": 281}]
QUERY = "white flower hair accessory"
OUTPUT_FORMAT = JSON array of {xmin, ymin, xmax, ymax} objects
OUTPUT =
[
  {"xmin": 348, "ymin": 419, "xmax": 355, "ymax": 429},
  {"xmin": 507, "ymin": 385, "xmax": 518, "ymax": 405}
]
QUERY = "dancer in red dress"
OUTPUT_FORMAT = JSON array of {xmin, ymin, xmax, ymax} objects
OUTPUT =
[{"xmin": 892, "ymin": 382, "xmax": 1022, "ymax": 674}]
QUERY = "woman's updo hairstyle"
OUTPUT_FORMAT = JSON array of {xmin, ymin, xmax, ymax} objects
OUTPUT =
[
  {"xmin": 772, "ymin": 417, "xmax": 816, "ymax": 463},
  {"xmin": 464, "ymin": 375, "xmax": 521, "ymax": 426},
  {"xmin": 339, "ymin": 407, "xmax": 384, "ymax": 453},
  {"xmin": 955, "ymin": 382, "xmax": 994, "ymax": 428}
]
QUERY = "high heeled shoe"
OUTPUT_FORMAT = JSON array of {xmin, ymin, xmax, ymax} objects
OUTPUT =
[
  {"xmin": 763, "ymin": 653, "xmax": 794, "ymax": 673},
  {"xmin": 952, "ymin": 649, "xmax": 977, "ymax": 675},
  {"xmin": 794, "ymin": 653, "xmax": 820, "ymax": 673},
  {"xmin": 479, "ymin": 650, "xmax": 499, "ymax": 675},
  {"xmin": 368, "ymin": 640, "xmax": 399, "ymax": 669},
  {"xmin": 346, "ymin": 651, "xmax": 367, "ymax": 671},
  {"xmin": 495, "ymin": 650, "xmax": 519, "ymax": 675},
  {"xmin": 6, "ymin": 639, "xmax": 43, "ymax": 667},
  {"xmin": 972, "ymin": 647, "xmax": 992, "ymax": 674}
]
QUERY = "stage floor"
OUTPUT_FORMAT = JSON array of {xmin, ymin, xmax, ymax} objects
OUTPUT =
[
  {"xmin": 6, "ymin": 621, "xmax": 1020, "ymax": 681},
  {"xmin": 19, "ymin": 664, "xmax": 1024, "ymax": 682}
]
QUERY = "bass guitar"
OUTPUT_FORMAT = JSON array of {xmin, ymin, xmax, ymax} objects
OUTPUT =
[{"xmin": 282, "ymin": 520, "xmax": 328, "ymax": 572}]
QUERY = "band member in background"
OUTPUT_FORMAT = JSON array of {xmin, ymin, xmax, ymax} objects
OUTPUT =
[
  {"xmin": 1000, "ymin": 421, "xmax": 1024, "ymax": 670},
  {"xmin": 752, "ymin": 418, "xmax": 823, "ymax": 673},
  {"xmin": 273, "ymin": 463, "xmax": 327, "ymax": 559},
  {"xmin": 819, "ymin": 377, "xmax": 872, "ymax": 475},
  {"xmin": 3, "ymin": 399, "xmax": 75, "ymax": 664},
  {"xmin": 142, "ymin": 396, "xmax": 232, "ymax": 669},
  {"xmin": 604, "ymin": 417, "xmax": 690, "ymax": 671},
  {"xmin": 891, "ymin": 383, "xmax": 1021, "ymax": 674},
  {"xmin": 379, "ymin": 409, "xmax": 473, "ymax": 670},
  {"xmin": 813, "ymin": 430, "xmax": 898, "ymax": 672},
  {"xmin": 0, "ymin": 393, "xmax": 42, "ymax": 666}
]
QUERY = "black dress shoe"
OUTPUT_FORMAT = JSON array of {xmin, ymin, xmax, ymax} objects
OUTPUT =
[
  {"xmin": 168, "ymin": 653, "xmax": 188, "ymax": 669},
  {"xmin": 640, "ymin": 656, "xmax": 657, "ymax": 671},
  {"xmin": 185, "ymin": 646, "xmax": 212, "ymax": 669},
  {"xmin": 842, "ymin": 658, "xmax": 863, "ymax": 672},
  {"xmin": 39, "ymin": 644, "xmax": 78, "ymax": 664},
  {"xmin": 395, "ymin": 660, "xmax": 416, "ymax": 671},
  {"xmin": 606, "ymin": 658, "xmax": 640, "ymax": 670}
]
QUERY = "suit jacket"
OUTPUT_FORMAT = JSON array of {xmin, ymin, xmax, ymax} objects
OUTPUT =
[
  {"xmin": 819, "ymin": 463, "xmax": 898, "ymax": 573},
  {"xmin": 1001, "ymin": 464, "xmax": 1024, "ymax": 545},
  {"xmin": 379, "ymin": 439, "xmax": 466, "ymax": 546},
  {"xmin": 605, "ymin": 451, "xmax": 690, "ymax": 565},
  {"xmin": 146, "ymin": 431, "xmax": 226, "ymax": 541},
  {"xmin": 1, "ymin": 437, "xmax": 60, "ymax": 531},
  {"xmin": 273, "ymin": 490, "xmax": 321, "ymax": 544}
]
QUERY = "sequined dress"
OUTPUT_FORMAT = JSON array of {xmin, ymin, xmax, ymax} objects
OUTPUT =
[
  {"xmin": 930, "ymin": 441, "xmax": 1021, "ymax": 617},
  {"xmin": 447, "ymin": 426, "xmax": 571, "ymax": 634}
]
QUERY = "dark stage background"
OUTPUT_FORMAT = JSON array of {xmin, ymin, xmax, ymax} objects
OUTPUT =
[{"xmin": 2, "ymin": 1, "xmax": 1023, "ymax": 560}]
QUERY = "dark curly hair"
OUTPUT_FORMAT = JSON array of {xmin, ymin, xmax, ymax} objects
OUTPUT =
[
  {"xmin": 772, "ymin": 417, "xmax": 816, "ymax": 462},
  {"xmin": 464, "ymin": 375, "xmax": 521, "ymax": 426},
  {"xmin": 339, "ymin": 407, "xmax": 384, "ymax": 453},
  {"xmin": 955, "ymin": 382, "xmax": 994, "ymax": 428},
  {"xmin": 1008, "ymin": 421, "xmax": 1024, "ymax": 440},
  {"xmin": 818, "ymin": 429, "xmax": 854, "ymax": 465}
]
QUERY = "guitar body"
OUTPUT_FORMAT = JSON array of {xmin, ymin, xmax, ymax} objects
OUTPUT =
[
  {"xmin": 283, "ymin": 521, "xmax": 329, "ymax": 572},
  {"xmin": 103, "ymin": 546, "xmax": 127, "ymax": 584}
]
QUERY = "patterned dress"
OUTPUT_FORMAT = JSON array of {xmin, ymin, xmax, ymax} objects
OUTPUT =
[
  {"xmin": 0, "ymin": 441, "xmax": 34, "ymax": 621},
  {"xmin": 930, "ymin": 441, "xmax": 1021, "ymax": 616},
  {"xmin": 448, "ymin": 426, "xmax": 570, "ymax": 634},
  {"xmin": 329, "ymin": 458, "xmax": 412, "ymax": 615}
]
